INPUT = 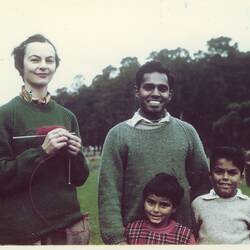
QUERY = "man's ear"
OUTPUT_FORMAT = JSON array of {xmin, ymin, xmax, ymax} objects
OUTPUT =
[
  {"xmin": 168, "ymin": 90, "xmax": 173, "ymax": 101},
  {"xmin": 135, "ymin": 85, "xmax": 140, "ymax": 98},
  {"xmin": 209, "ymin": 171, "xmax": 213, "ymax": 184}
]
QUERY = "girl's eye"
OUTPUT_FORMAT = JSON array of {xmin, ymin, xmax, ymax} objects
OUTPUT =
[
  {"xmin": 146, "ymin": 199, "xmax": 155, "ymax": 206},
  {"xmin": 160, "ymin": 202, "xmax": 171, "ymax": 208}
]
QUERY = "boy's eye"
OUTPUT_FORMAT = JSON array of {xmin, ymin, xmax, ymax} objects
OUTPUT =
[
  {"xmin": 227, "ymin": 170, "xmax": 239, "ymax": 176},
  {"xmin": 213, "ymin": 168, "xmax": 239, "ymax": 176},
  {"xmin": 213, "ymin": 169, "xmax": 224, "ymax": 174}
]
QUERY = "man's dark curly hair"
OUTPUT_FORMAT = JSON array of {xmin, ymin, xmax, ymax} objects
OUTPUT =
[{"xmin": 135, "ymin": 60, "xmax": 174, "ymax": 89}]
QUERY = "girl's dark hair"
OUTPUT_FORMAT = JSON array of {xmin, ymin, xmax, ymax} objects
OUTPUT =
[
  {"xmin": 210, "ymin": 146, "xmax": 246, "ymax": 174},
  {"xmin": 143, "ymin": 173, "xmax": 184, "ymax": 207},
  {"xmin": 12, "ymin": 34, "xmax": 60, "ymax": 78}
]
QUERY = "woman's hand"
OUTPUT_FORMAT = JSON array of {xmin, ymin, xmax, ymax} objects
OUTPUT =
[
  {"xmin": 41, "ymin": 128, "xmax": 69, "ymax": 155},
  {"xmin": 67, "ymin": 133, "xmax": 82, "ymax": 156}
]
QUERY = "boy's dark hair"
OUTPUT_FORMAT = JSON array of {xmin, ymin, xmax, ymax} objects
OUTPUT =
[
  {"xmin": 210, "ymin": 146, "xmax": 246, "ymax": 174},
  {"xmin": 143, "ymin": 173, "xmax": 184, "ymax": 207},
  {"xmin": 12, "ymin": 34, "xmax": 60, "ymax": 79},
  {"xmin": 135, "ymin": 60, "xmax": 174, "ymax": 89}
]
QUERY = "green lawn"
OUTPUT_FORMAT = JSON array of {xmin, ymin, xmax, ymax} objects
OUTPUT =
[
  {"xmin": 77, "ymin": 157, "xmax": 250, "ymax": 245},
  {"xmin": 240, "ymin": 183, "xmax": 250, "ymax": 196},
  {"xmin": 77, "ymin": 157, "xmax": 103, "ymax": 244}
]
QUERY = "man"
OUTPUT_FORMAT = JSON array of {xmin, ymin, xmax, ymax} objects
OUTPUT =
[{"xmin": 98, "ymin": 61, "xmax": 211, "ymax": 244}]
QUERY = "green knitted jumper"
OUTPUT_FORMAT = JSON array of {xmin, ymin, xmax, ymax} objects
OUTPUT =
[
  {"xmin": 0, "ymin": 96, "xmax": 89, "ymax": 244},
  {"xmin": 98, "ymin": 117, "xmax": 211, "ymax": 244}
]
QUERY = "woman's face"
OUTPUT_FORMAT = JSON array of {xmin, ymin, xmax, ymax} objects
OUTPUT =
[{"xmin": 23, "ymin": 42, "xmax": 56, "ymax": 88}]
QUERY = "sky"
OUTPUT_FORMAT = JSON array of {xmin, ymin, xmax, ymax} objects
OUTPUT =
[{"xmin": 0, "ymin": 0, "xmax": 250, "ymax": 105}]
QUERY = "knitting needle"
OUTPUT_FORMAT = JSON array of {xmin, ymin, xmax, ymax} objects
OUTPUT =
[
  {"xmin": 13, "ymin": 132, "xmax": 76, "ymax": 140},
  {"xmin": 13, "ymin": 132, "xmax": 76, "ymax": 185},
  {"xmin": 68, "ymin": 158, "xmax": 71, "ymax": 185}
]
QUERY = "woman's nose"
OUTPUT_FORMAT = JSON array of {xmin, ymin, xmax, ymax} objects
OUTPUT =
[{"xmin": 38, "ymin": 60, "xmax": 47, "ymax": 69}]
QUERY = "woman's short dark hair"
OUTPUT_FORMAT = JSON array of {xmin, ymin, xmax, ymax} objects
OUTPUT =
[
  {"xmin": 143, "ymin": 173, "xmax": 184, "ymax": 207},
  {"xmin": 12, "ymin": 34, "xmax": 60, "ymax": 78},
  {"xmin": 135, "ymin": 61, "xmax": 174, "ymax": 89}
]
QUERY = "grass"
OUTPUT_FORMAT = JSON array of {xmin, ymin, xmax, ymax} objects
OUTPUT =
[
  {"xmin": 77, "ymin": 156, "xmax": 250, "ymax": 244},
  {"xmin": 77, "ymin": 157, "xmax": 103, "ymax": 244},
  {"xmin": 240, "ymin": 183, "xmax": 250, "ymax": 196}
]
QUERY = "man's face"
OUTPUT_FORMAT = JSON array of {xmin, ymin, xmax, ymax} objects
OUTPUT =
[
  {"xmin": 211, "ymin": 158, "xmax": 242, "ymax": 198},
  {"xmin": 23, "ymin": 42, "xmax": 56, "ymax": 88},
  {"xmin": 136, "ymin": 72, "xmax": 172, "ymax": 120},
  {"xmin": 144, "ymin": 194, "xmax": 176, "ymax": 226}
]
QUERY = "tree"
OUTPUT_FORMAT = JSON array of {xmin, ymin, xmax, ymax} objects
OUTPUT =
[
  {"xmin": 207, "ymin": 36, "xmax": 238, "ymax": 57},
  {"xmin": 212, "ymin": 101, "xmax": 250, "ymax": 149},
  {"xmin": 53, "ymin": 37, "xmax": 250, "ymax": 151}
]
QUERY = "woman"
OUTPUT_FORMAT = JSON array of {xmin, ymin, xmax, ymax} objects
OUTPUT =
[{"xmin": 0, "ymin": 34, "xmax": 89, "ymax": 244}]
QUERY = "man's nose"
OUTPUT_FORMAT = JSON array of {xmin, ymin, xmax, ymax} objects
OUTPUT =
[{"xmin": 151, "ymin": 87, "xmax": 160, "ymax": 96}]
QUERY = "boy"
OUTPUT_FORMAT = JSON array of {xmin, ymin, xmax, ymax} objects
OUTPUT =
[
  {"xmin": 192, "ymin": 146, "xmax": 250, "ymax": 244},
  {"xmin": 125, "ymin": 173, "xmax": 195, "ymax": 244}
]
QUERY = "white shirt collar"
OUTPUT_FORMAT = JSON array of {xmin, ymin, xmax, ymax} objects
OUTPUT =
[
  {"xmin": 201, "ymin": 188, "xmax": 249, "ymax": 200},
  {"xmin": 127, "ymin": 110, "xmax": 170, "ymax": 127}
]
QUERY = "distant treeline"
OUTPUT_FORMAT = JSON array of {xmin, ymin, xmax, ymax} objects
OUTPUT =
[{"xmin": 53, "ymin": 36, "xmax": 250, "ymax": 151}]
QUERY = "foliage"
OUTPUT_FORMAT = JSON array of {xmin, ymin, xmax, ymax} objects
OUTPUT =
[
  {"xmin": 212, "ymin": 101, "xmax": 250, "ymax": 148},
  {"xmin": 53, "ymin": 36, "xmax": 250, "ymax": 150}
]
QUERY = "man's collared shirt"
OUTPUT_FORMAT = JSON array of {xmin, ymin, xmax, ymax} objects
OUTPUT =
[
  {"xmin": 201, "ymin": 188, "xmax": 249, "ymax": 201},
  {"xmin": 126, "ymin": 110, "xmax": 170, "ymax": 130}
]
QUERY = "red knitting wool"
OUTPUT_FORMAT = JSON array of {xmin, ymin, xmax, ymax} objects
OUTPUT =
[{"xmin": 36, "ymin": 125, "xmax": 65, "ymax": 135}]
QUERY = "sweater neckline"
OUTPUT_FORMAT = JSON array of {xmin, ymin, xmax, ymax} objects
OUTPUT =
[
  {"xmin": 124, "ymin": 116, "xmax": 172, "ymax": 133},
  {"xmin": 15, "ymin": 96, "xmax": 55, "ymax": 112}
]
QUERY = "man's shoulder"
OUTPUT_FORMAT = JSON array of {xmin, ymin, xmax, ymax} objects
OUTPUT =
[
  {"xmin": 170, "ymin": 116, "xmax": 200, "ymax": 141},
  {"xmin": 171, "ymin": 116, "xmax": 195, "ymax": 130},
  {"xmin": 108, "ymin": 121, "xmax": 130, "ymax": 134}
]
